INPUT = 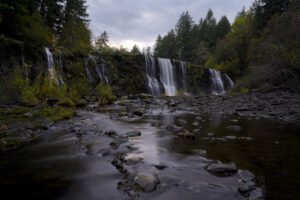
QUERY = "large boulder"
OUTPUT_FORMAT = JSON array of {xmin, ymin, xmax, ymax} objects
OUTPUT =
[
  {"xmin": 206, "ymin": 162, "xmax": 238, "ymax": 175},
  {"xmin": 135, "ymin": 174, "xmax": 160, "ymax": 192}
]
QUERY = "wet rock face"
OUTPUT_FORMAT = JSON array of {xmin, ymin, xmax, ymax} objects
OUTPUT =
[
  {"xmin": 206, "ymin": 163, "xmax": 238, "ymax": 176},
  {"xmin": 134, "ymin": 174, "xmax": 160, "ymax": 192}
]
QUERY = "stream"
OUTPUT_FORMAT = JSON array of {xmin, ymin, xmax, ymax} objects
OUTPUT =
[{"xmin": 0, "ymin": 102, "xmax": 299, "ymax": 200}]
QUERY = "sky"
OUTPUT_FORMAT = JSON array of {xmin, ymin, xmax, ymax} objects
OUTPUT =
[{"xmin": 87, "ymin": 0, "xmax": 254, "ymax": 50}]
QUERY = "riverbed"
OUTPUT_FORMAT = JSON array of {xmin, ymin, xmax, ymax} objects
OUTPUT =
[{"xmin": 0, "ymin": 98, "xmax": 299, "ymax": 200}]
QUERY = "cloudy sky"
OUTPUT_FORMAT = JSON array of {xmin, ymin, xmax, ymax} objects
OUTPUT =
[{"xmin": 87, "ymin": 0, "xmax": 254, "ymax": 50}]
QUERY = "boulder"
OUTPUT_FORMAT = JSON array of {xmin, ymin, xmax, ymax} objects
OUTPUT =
[
  {"xmin": 105, "ymin": 130, "xmax": 117, "ymax": 137},
  {"xmin": 206, "ymin": 163, "xmax": 238, "ymax": 175},
  {"xmin": 135, "ymin": 174, "xmax": 160, "ymax": 192},
  {"xmin": 126, "ymin": 130, "xmax": 141, "ymax": 137}
]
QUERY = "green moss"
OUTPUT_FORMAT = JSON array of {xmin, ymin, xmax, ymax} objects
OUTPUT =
[{"xmin": 33, "ymin": 107, "xmax": 76, "ymax": 122}]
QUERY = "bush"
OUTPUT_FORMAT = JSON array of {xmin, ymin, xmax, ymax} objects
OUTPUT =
[{"xmin": 96, "ymin": 83, "xmax": 116, "ymax": 105}]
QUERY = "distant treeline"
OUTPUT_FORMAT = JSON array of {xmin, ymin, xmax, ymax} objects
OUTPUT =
[{"xmin": 154, "ymin": 0, "xmax": 300, "ymax": 92}]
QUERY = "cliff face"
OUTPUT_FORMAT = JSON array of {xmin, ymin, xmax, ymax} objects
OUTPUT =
[{"xmin": 0, "ymin": 38, "xmax": 233, "ymax": 100}]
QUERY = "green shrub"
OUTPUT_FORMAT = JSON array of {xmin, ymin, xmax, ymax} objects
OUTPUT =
[
  {"xmin": 176, "ymin": 88, "xmax": 185, "ymax": 96},
  {"xmin": 96, "ymin": 83, "xmax": 116, "ymax": 105}
]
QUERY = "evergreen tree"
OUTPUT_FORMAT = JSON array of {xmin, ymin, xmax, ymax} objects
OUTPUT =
[
  {"xmin": 199, "ymin": 9, "xmax": 217, "ymax": 47},
  {"xmin": 130, "ymin": 45, "xmax": 141, "ymax": 55},
  {"xmin": 175, "ymin": 11, "xmax": 194, "ymax": 61},
  {"xmin": 153, "ymin": 35, "xmax": 162, "ymax": 57},
  {"xmin": 216, "ymin": 16, "xmax": 231, "ymax": 40},
  {"xmin": 95, "ymin": 31, "xmax": 109, "ymax": 51},
  {"xmin": 40, "ymin": 0, "xmax": 65, "ymax": 35}
]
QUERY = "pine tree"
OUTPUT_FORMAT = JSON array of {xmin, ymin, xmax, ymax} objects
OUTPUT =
[
  {"xmin": 40, "ymin": 0, "xmax": 65, "ymax": 35},
  {"xmin": 216, "ymin": 16, "xmax": 231, "ymax": 40},
  {"xmin": 95, "ymin": 31, "xmax": 109, "ymax": 50},
  {"xmin": 175, "ymin": 11, "xmax": 194, "ymax": 61},
  {"xmin": 131, "ymin": 45, "xmax": 141, "ymax": 55},
  {"xmin": 199, "ymin": 9, "xmax": 217, "ymax": 47}
]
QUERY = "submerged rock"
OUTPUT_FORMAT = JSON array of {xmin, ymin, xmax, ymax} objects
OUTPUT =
[
  {"xmin": 166, "ymin": 124, "xmax": 183, "ymax": 133},
  {"xmin": 126, "ymin": 130, "xmax": 141, "ymax": 137},
  {"xmin": 105, "ymin": 130, "xmax": 117, "ymax": 137},
  {"xmin": 226, "ymin": 125, "xmax": 242, "ymax": 132},
  {"xmin": 177, "ymin": 132, "xmax": 196, "ymax": 140},
  {"xmin": 206, "ymin": 162, "xmax": 238, "ymax": 175},
  {"xmin": 154, "ymin": 163, "xmax": 167, "ymax": 170},
  {"xmin": 135, "ymin": 174, "xmax": 160, "ymax": 192}
]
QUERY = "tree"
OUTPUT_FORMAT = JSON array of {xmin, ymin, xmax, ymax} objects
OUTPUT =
[
  {"xmin": 59, "ymin": 0, "xmax": 91, "ymax": 51},
  {"xmin": 95, "ymin": 31, "xmax": 109, "ymax": 51},
  {"xmin": 40, "ymin": 0, "xmax": 65, "ymax": 35},
  {"xmin": 130, "ymin": 44, "xmax": 141, "ymax": 55},
  {"xmin": 199, "ymin": 9, "xmax": 217, "ymax": 47},
  {"xmin": 153, "ymin": 35, "xmax": 162, "ymax": 57},
  {"xmin": 216, "ymin": 16, "xmax": 231, "ymax": 40},
  {"xmin": 175, "ymin": 11, "xmax": 194, "ymax": 61}
]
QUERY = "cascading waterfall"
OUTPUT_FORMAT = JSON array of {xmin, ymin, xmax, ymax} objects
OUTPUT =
[
  {"xmin": 225, "ymin": 73, "xmax": 234, "ymax": 88},
  {"xmin": 84, "ymin": 59, "xmax": 92, "ymax": 82},
  {"xmin": 145, "ymin": 55, "xmax": 161, "ymax": 96},
  {"xmin": 180, "ymin": 61, "xmax": 187, "ymax": 92},
  {"xmin": 158, "ymin": 58, "xmax": 177, "ymax": 96},
  {"xmin": 44, "ymin": 47, "xmax": 56, "ymax": 83},
  {"xmin": 88, "ymin": 55, "xmax": 108, "ymax": 84},
  {"xmin": 209, "ymin": 69, "xmax": 226, "ymax": 95}
]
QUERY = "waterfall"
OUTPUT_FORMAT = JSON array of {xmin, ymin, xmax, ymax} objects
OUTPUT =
[
  {"xmin": 89, "ymin": 55, "xmax": 108, "ymax": 84},
  {"xmin": 225, "ymin": 73, "xmax": 234, "ymax": 88},
  {"xmin": 44, "ymin": 47, "xmax": 56, "ymax": 83},
  {"xmin": 158, "ymin": 58, "xmax": 177, "ymax": 96},
  {"xmin": 180, "ymin": 61, "xmax": 187, "ymax": 92},
  {"xmin": 209, "ymin": 69, "xmax": 226, "ymax": 95},
  {"xmin": 58, "ymin": 52, "xmax": 64, "ymax": 84},
  {"xmin": 145, "ymin": 55, "xmax": 161, "ymax": 96},
  {"xmin": 84, "ymin": 59, "xmax": 92, "ymax": 82}
]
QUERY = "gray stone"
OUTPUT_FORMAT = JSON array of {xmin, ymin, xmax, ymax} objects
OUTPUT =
[
  {"xmin": 105, "ymin": 130, "xmax": 117, "ymax": 137},
  {"xmin": 226, "ymin": 125, "xmax": 242, "ymax": 132},
  {"xmin": 135, "ymin": 174, "xmax": 160, "ymax": 192},
  {"xmin": 206, "ymin": 163, "xmax": 238, "ymax": 174},
  {"xmin": 192, "ymin": 121, "xmax": 199, "ymax": 126},
  {"xmin": 177, "ymin": 132, "xmax": 196, "ymax": 140},
  {"xmin": 126, "ymin": 130, "xmax": 141, "ymax": 137}
]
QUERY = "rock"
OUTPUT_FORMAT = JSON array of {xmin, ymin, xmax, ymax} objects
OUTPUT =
[
  {"xmin": 126, "ymin": 130, "xmax": 141, "ymax": 137},
  {"xmin": 236, "ymin": 108, "xmax": 250, "ymax": 112},
  {"xmin": 193, "ymin": 129, "xmax": 201, "ymax": 133},
  {"xmin": 154, "ymin": 163, "xmax": 167, "ymax": 170},
  {"xmin": 207, "ymin": 133, "xmax": 214, "ymax": 137},
  {"xmin": 177, "ymin": 119, "xmax": 187, "ymax": 126},
  {"xmin": 238, "ymin": 184, "xmax": 254, "ymax": 194},
  {"xmin": 194, "ymin": 149, "xmax": 207, "ymax": 156},
  {"xmin": 166, "ymin": 125, "xmax": 182, "ymax": 133},
  {"xmin": 195, "ymin": 116, "xmax": 202, "ymax": 120},
  {"xmin": 105, "ymin": 130, "xmax": 117, "ymax": 137},
  {"xmin": 151, "ymin": 122, "xmax": 162, "ymax": 127},
  {"xmin": 124, "ymin": 154, "xmax": 143, "ymax": 165},
  {"xmin": 139, "ymin": 93, "xmax": 153, "ymax": 99},
  {"xmin": 177, "ymin": 132, "xmax": 196, "ymax": 140},
  {"xmin": 206, "ymin": 163, "xmax": 238, "ymax": 175},
  {"xmin": 192, "ymin": 121, "xmax": 199, "ymax": 126},
  {"xmin": 225, "ymin": 135, "xmax": 237, "ymax": 140},
  {"xmin": 226, "ymin": 125, "xmax": 242, "ymax": 132},
  {"xmin": 133, "ymin": 110, "xmax": 143, "ymax": 117},
  {"xmin": 135, "ymin": 174, "xmax": 160, "ymax": 192}
]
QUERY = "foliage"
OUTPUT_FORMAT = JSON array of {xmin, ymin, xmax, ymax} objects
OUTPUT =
[
  {"xmin": 96, "ymin": 83, "xmax": 116, "ymax": 105},
  {"xmin": 176, "ymin": 88, "xmax": 185, "ymax": 96},
  {"xmin": 130, "ymin": 45, "xmax": 141, "ymax": 55},
  {"xmin": 95, "ymin": 31, "xmax": 109, "ymax": 52}
]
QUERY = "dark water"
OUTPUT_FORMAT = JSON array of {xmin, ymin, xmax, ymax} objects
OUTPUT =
[{"xmin": 0, "ymin": 110, "xmax": 299, "ymax": 200}]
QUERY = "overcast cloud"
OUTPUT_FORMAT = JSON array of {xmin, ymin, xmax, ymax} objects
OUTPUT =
[{"xmin": 87, "ymin": 0, "xmax": 254, "ymax": 50}]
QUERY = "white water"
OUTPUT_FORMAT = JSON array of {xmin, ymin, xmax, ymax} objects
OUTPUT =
[
  {"xmin": 145, "ymin": 55, "xmax": 161, "ymax": 96},
  {"xmin": 158, "ymin": 58, "xmax": 177, "ymax": 96},
  {"xmin": 180, "ymin": 61, "xmax": 187, "ymax": 92},
  {"xmin": 84, "ymin": 59, "xmax": 92, "ymax": 82},
  {"xmin": 225, "ymin": 73, "xmax": 234, "ymax": 88},
  {"xmin": 89, "ymin": 55, "xmax": 108, "ymax": 84},
  {"xmin": 44, "ymin": 47, "xmax": 56, "ymax": 83},
  {"xmin": 209, "ymin": 69, "xmax": 226, "ymax": 95}
]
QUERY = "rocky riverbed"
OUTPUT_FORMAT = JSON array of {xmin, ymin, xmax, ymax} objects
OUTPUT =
[{"xmin": 0, "ymin": 88, "xmax": 300, "ymax": 200}]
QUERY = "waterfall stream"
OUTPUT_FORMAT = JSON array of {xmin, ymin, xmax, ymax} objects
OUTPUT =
[
  {"xmin": 225, "ymin": 73, "xmax": 234, "ymax": 88},
  {"xmin": 180, "ymin": 61, "xmax": 187, "ymax": 92},
  {"xmin": 84, "ymin": 59, "xmax": 92, "ymax": 82},
  {"xmin": 88, "ymin": 55, "xmax": 108, "ymax": 84},
  {"xmin": 145, "ymin": 55, "xmax": 161, "ymax": 96},
  {"xmin": 158, "ymin": 58, "xmax": 177, "ymax": 96},
  {"xmin": 209, "ymin": 69, "xmax": 226, "ymax": 95},
  {"xmin": 44, "ymin": 47, "xmax": 56, "ymax": 83}
]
